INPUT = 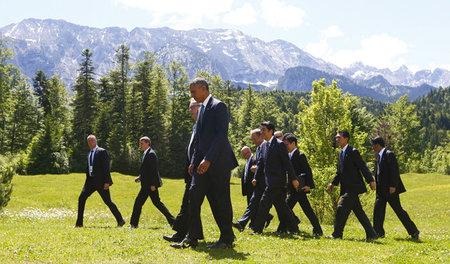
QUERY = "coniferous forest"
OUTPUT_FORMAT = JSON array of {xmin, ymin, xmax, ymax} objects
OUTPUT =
[{"xmin": 0, "ymin": 40, "xmax": 449, "ymax": 181}]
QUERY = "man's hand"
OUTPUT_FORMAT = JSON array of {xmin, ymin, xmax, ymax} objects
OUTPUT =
[
  {"xmin": 369, "ymin": 181, "xmax": 376, "ymax": 190},
  {"xmin": 151, "ymin": 186, "xmax": 156, "ymax": 191},
  {"xmin": 250, "ymin": 165, "xmax": 257, "ymax": 173},
  {"xmin": 188, "ymin": 164, "xmax": 194, "ymax": 176},
  {"xmin": 327, "ymin": 184, "xmax": 334, "ymax": 192},
  {"xmin": 252, "ymin": 179, "xmax": 257, "ymax": 186},
  {"xmin": 292, "ymin": 179, "xmax": 299, "ymax": 191},
  {"xmin": 104, "ymin": 183, "xmax": 110, "ymax": 190},
  {"xmin": 134, "ymin": 176, "xmax": 141, "ymax": 183},
  {"xmin": 389, "ymin": 187, "xmax": 396, "ymax": 194},
  {"xmin": 301, "ymin": 185, "xmax": 311, "ymax": 192},
  {"xmin": 197, "ymin": 159, "xmax": 211, "ymax": 174}
]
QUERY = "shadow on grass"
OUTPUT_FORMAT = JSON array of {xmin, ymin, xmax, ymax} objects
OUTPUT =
[
  {"xmin": 194, "ymin": 242, "xmax": 250, "ymax": 261},
  {"xmin": 394, "ymin": 237, "xmax": 423, "ymax": 243}
]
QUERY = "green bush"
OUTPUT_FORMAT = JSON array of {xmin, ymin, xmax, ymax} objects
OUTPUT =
[{"xmin": 0, "ymin": 156, "xmax": 15, "ymax": 210}]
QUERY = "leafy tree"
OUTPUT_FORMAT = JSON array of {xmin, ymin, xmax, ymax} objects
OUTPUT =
[
  {"xmin": 71, "ymin": 49, "xmax": 98, "ymax": 171},
  {"xmin": 0, "ymin": 40, "xmax": 15, "ymax": 154},
  {"xmin": 0, "ymin": 156, "xmax": 15, "ymax": 211}
]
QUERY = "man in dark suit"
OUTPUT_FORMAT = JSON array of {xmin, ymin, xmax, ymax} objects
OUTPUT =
[
  {"xmin": 164, "ymin": 99, "xmax": 204, "ymax": 242},
  {"xmin": 130, "ymin": 136, "xmax": 175, "ymax": 228},
  {"xmin": 371, "ymin": 136, "xmax": 419, "ymax": 239},
  {"xmin": 172, "ymin": 78, "xmax": 238, "ymax": 249},
  {"xmin": 250, "ymin": 122, "xmax": 300, "ymax": 235},
  {"xmin": 277, "ymin": 133, "xmax": 323, "ymax": 236},
  {"xmin": 240, "ymin": 146, "xmax": 256, "ymax": 205},
  {"xmin": 232, "ymin": 129, "xmax": 273, "ymax": 232},
  {"xmin": 327, "ymin": 130, "xmax": 378, "ymax": 241},
  {"xmin": 75, "ymin": 135, "xmax": 125, "ymax": 227}
]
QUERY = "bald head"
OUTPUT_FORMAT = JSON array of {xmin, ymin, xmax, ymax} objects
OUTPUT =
[{"xmin": 240, "ymin": 146, "xmax": 252, "ymax": 160}]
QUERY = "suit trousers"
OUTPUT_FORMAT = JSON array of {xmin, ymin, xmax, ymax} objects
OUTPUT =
[
  {"xmin": 373, "ymin": 193, "xmax": 418, "ymax": 236},
  {"xmin": 171, "ymin": 182, "xmax": 204, "ymax": 239},
  {"xmin": 252, "ymin": 185, "xmax": 299, "ymax": 233},
  {"xmin": 187, "ymin": 170, "xmax": 234, "ymax": 244},
  {"xmin": 76, "ymin": 183, "xmax": 123, "ymax": 226},
  {"xmin": 238, "ymin": 186, "xmax": 273, "ymax": 228},
  {"xmin": 278, "ymin": 191, "xmax": 322, "ymax": 234},
  {"xmin": 332, "ymin": 193, "xmax": 377, "ymax": 238},
  {"xmin": 130, "ymin": 187, "xmax": 174, "ymax": 227}
]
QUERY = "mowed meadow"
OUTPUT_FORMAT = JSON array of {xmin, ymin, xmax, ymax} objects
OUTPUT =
[{"xmin": 0, "ymin": 173, "xmax": 448, "ymax": 263}]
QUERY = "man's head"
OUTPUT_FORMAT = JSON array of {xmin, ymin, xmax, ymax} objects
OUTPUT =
[
  {"xmin": 260, "ymin": 121, "xmax": 275, "ymax": 141},
  {"xmin": 335, "ymin": 130, "xmax": 350, "ymax": 149},
  {"xmin": 189, "ymin": 78, "xmax": 210, "ymax": 103},
  {"xmin": 371, "ymin": 136, "xmax": 385, "ymax": 153},
  {"xmin": 274, "ymin": 131, "xmax": 283, "ymax": 140},
  {"xmin": 87, "ymin": 135, "xmax": 97, "ymax": 150},
  {"xmin": 139, "ymin": 136, "xmax": 151, "ymax": 151},
  {"xmin": 189, "ymin": 98, "xmax": 201, "ymax": 120},
  {"xmin": 282, "ymin": 133, "xmax": 297, "ymax": 152},
  {"xmin": 250, "ymin": 128, "xmax": 264, "ymax": 147},
  {"xmin": 240, "ymin": 146, "xmax": 252, "ymax": 160}
]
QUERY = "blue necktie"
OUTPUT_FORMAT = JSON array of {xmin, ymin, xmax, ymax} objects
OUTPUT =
[
  {"xmin": 89, "ymin": 150, "xmax": 94, "ymax": 167},
  {"xmin": 198, "ymin": 104, "xmax": 205, "ymax": 127}
]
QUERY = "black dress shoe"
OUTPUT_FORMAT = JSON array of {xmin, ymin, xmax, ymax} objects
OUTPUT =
[
  {"xmin": 74, "ymin": 224, "xmax": 83, "ymax": 228},
  {"xmin": 326, "ymin": 235, "xmax": 342, "ymax": 239},
  {"xmin": 117, "ymin": 220, "xmax": 126, "ymax": 227},
  {"xmin": 207, "ymin": 241, "xmax": 232, "ymax": 249},
  {"xmin": 265, "ymin": 214, "xmax": 274, "ymax": 228},
  {"xmin": 128, "ymin": 225, "xmax": 138, "ymax": 229},
  {"xmin": 171, "ymin": 238, "xmax": 198, "ymax": 249},
  {"xmin": 163, "ymin": 233, "xmax": 184, "ymax": 243},
  {"xmin": 411, "ymin": 231, "xmax": 420, "ymax": 240},
  {"xmin": 365, "ymin": 236, "xmax": 378, "ymax": 242},
  {"xmin": 232, "ymin": 222, "xmax": 244, "ymax": 232}
]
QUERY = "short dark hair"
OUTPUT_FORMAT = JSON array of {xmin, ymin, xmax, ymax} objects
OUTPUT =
[
  {"xmin": 260, "ymin": 121, "xmax": 275, "ymax": 135},
  {"xmin": 371, "ymin": 136, "xmax": 385, "ymax": 147},
  {"xmin": 338, "ymin": 130, "xmax": 350, "ymax": 139},
  {"xmin": 282, "ymin": 133, "xmax": 297, "ymax": 145},
  {"xmin": 189, "ymin": 77, "xmax": 209, "ymax": 91}
]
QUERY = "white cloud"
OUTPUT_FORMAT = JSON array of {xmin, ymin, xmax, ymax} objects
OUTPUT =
[
  {"xmin": 223, "ymin": 3, "xmax": 257, "ymax": 26},
  {"xmin": 329, "ymin": 34, "xmax": 410, "ymax": 69},
  {"xmin": 116, "ymin": 0, "xmax": 236, "ymax": 28},
  {"xmin": 261, "ymin": 0, "xmax": 305, "ymax": 29},
  {"xmin": 305, "ymin": 25, "xmax": 342, "ymax": 58}
]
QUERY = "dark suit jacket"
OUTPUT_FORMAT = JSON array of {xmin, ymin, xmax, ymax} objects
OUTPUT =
[
  {"xmin": 184, "ymin": 126, "xmax": 196, "ymax": 184},
  {"xmin": 242, "ymin": 154, "xmax": 256, "ymax": 196},
  {"xmin": 288, "ymin": 149, "xmax": 315, "ymax": 193},
  {"xmin": 140, "ymin": 148, "xmax": 163, "ymax": 188},
  {"xmin": 375, "ymin": 149, "xmax": 406, "ymax": 197},
  {"xmin": 254, "ymin": 137, "xmax": 296, "ymax": 188},
  {"xmin": 85, "ymin": 147, "xmax": 113, "ymax": 188},
  {"xmin": 191, "ymin": 96, "xmax": 238, "ymax": 176},
  {"xmin": 332, "ymin": 145, "xmax": 374, "ymax": 196}
]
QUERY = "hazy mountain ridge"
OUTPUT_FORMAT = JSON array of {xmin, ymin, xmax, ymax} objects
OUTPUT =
[{"xmin": 1, "ymin": 18, "xmax": 447, "ymax": 100}]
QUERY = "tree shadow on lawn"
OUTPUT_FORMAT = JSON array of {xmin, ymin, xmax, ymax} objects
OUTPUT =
[{"xmin": 194, "ymin": 242, "xmax": 250, "ymax": 261}]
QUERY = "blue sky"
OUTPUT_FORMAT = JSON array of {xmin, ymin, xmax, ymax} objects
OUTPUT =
[{"xmin": 1, "ymin": 0, "xmax": 449, "ymax": 71}]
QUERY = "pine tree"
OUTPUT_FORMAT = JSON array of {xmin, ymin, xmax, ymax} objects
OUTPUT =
[
  {"xmin": 71, "ymin": 49, "xmax": 98, "ymax": 171},
  {"xmin": 166, "ymin": 61, "xmax": 191, "ymax": 178},
  {"xmin": 0, "ymin": 40, "xmax": 15, "ymax": 154}
]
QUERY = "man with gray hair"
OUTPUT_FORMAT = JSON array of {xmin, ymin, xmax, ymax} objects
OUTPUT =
[
  {"xmin": 75, "ymin": 135, "xmax": 125, "ymax": 227},
  {"xmin": 129, "ymin": 136, "xmax": 175, "ymax": 228}
]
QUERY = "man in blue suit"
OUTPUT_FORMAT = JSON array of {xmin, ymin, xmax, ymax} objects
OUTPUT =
[
  {"xmin": 172, "ymin": 78, "xmax": 238, "ymax": 249},
  {"xmin": 75, "ymin": 135, "xmax": 125, "ymax": 227},
  {"xmin": 250, "ymin": 121, "xmax": 300, "ymax": 234}
]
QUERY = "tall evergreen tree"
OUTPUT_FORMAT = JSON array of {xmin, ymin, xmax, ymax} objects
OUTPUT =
[
  {"xmin": 108, "ymin": 45, "xmax": 130, "ymax": 172},
  {"xmin": 71, "ymin": 49, "xmax": 98, "ymax": 171},
  {"xmin": 166, "ymin": 61, "xmax": 191, "ymax": 178},
  {"xmin": 0, "ymin": 40, "xmax": 15, "ymax": 154}
]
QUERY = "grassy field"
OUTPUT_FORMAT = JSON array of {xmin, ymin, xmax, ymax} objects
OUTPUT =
[{"xmin": 0, "ymin": 172, "xmax": 448, "ymax": 263}]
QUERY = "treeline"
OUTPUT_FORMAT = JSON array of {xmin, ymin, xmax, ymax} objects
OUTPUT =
[{"xmin": 0, "ymin": 40, "xmax": 449, "ymax": 180}]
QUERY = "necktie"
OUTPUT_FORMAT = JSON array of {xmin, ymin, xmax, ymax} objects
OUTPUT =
[
  {"xmin": 89, "ymin": 150, "xmax": 94, "ymax": 167},
  {"xmin": 377, "ymin": 153, "xmax": 381, "ymax": 175},
  {"xmin": 339, "ymin": 150, "xmax": 344, "ymax": 172},
  {"xmin": 244, "ymin": 158, "xmax": 250, "ymax": 181}
]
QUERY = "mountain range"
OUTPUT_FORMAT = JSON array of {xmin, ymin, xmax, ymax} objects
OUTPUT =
[{"xmin": 1, "ymin": 18, "xmax": 449, "ymax": 102}]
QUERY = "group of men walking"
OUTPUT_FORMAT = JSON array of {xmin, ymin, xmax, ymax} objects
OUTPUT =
[{"xmin": 74, "ymin": 77, "xmax": 419, "ymax": 249}]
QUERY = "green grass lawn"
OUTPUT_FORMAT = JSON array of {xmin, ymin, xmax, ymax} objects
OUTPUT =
[{"xmin": 0, "ymin": 172, "xmax": 449, "ymax": 263}]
